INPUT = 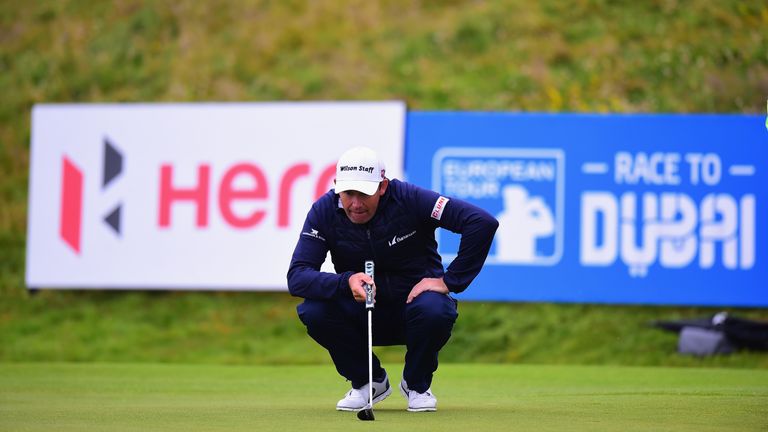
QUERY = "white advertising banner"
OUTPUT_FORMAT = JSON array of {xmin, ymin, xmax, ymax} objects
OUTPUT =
[{"xmin": 26, "ymin": 102, "xmax": 406, "ymax": 290}]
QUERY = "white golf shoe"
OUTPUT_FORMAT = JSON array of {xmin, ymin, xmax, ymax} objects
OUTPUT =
[
  {"xmin": 336, "ymin": 372, "xmax": 392, "ymax": 411},
  {"xmin": 399, "ymin": 379, "xmax": 437, "ymax": 412}
]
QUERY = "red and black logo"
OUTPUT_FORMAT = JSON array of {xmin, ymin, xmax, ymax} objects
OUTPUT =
[{"xmin": 59, "ymin": 138, "xmax": 123, "ymax": 254}]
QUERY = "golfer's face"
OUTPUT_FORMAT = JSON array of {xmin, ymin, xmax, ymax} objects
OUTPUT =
[{"xmin": 339, "ymin": 183, "xmax": 386, "ymax": 224}]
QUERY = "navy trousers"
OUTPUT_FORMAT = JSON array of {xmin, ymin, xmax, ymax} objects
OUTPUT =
[{"xmin": 297, "ymin": 291, "xmax": 458, "ymax": 393}]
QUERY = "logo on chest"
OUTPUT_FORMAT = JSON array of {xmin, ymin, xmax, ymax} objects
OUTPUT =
[
  {"xmin": 302, "ymin": 228, "xmax": 326, "ymax": 242},
  {"xmin": 388, "ymin": 230, "xmax": 417, "ymax": 247}
]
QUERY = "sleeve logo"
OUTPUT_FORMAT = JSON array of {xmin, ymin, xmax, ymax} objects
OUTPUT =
[
  {"xmin": 431, "ymin": 196, "xmax": 450, "ymax": 220},
  {"xmin": 301, "ymin": 228, "xmax": 326, "ymax": 242}
]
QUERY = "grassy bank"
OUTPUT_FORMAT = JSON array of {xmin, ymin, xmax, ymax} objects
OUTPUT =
[{"xmin": 3, "ymin": 0, "xmax": 766, "ymax": 237}]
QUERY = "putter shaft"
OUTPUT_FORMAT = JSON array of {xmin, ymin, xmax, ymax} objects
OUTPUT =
[{"xmin": 363, "ymin": 261, "xmax": 375, "ymax": 420}]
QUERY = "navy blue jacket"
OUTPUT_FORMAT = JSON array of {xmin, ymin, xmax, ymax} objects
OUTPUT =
[{"xmin": 287, "ymin": 179, "xmax": 499, "ymax": 302}]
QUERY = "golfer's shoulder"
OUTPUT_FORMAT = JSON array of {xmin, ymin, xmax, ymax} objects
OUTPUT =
[
  {"xmin": 388, "ymin": 179, "xmax": 441, "ymax": 209},
  {"xmin": 309, "ymin": 190, "xmax": 339, "ymax": 218},
  {"xmin": 388, "ymin": 178, "xmax": 428, "ymax": 200}
]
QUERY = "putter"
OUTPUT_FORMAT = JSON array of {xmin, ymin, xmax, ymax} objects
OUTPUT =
[{"xmin": 357, "ymin": 260, "xmax": 376, "ymax": 421}]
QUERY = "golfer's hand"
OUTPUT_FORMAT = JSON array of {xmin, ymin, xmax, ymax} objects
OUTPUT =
[
  {"xmin": 349, "ymin": 272, "xmax": 375, "ymax": 303},
  {"xmin": 407, "ymin": 277, "xmax": 449, "ymax": 303}
]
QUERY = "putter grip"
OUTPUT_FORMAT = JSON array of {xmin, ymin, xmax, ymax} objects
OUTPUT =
[{"xmin": 364, "ymin": 260, "xmax": 375, "ymax": 310}]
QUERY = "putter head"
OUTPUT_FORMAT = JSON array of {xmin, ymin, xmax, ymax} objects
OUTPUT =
[{"xmin": 357, "ymin": 405, "xmax": 375, "ymax": 421}]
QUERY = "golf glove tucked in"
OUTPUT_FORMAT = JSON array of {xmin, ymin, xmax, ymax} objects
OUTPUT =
[
  {"xmin": 336, "ymin": 372, "xmax": 392, "ymax": 411},
  {"xmin": 399, "ymin": 379, "xmax": 437, "ymax": 412}
]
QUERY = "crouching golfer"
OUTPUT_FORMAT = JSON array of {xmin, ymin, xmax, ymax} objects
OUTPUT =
[{"xmin": 287, "ymin": 146, "xmax": 498, "ymax": 412}]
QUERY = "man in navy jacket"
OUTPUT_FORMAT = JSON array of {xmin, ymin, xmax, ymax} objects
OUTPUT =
[{"xmin": 287, "ymin": 146, "xmax": 498, "ymax": 412}]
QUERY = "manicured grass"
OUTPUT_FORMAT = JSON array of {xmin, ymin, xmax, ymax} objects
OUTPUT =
[
  {"xmin": 1, "ymin": 362, "xmax": 766, "ymax": 431},
  {"xmin": 1, "ymin": 1, "xmax": 767, "ymax": 374}
]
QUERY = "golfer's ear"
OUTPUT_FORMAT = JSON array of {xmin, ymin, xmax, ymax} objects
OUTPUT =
[{"xmin": 378, "ymin": 179, "xmax": 389, "ymax": 196}]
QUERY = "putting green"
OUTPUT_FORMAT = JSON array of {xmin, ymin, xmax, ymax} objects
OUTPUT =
[{"xmin": 1, "ymin": 363, "xmax": 766, "ymax": 431}]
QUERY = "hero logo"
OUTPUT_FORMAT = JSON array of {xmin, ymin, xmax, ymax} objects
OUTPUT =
[
  {"xmin": 60, "ymin": 138, "xmax": 123, "ymax": 254},
  {"xmin": 59, "ymin": 139, "xmax": 336, "ymax": 255},
  {"xmin": 157, "ymin": 162, "xmax": 335, "ymax": 228}
]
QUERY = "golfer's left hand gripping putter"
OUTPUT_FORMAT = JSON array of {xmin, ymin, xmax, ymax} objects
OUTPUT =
[{"xmin": 364, "ymin": 260, "xmax": 375, "ymax": 310}]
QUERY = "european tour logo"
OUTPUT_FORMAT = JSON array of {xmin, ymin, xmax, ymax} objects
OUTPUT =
[{"xmin": 432, "ymin": 147, "xmax": 565, "ymax": 266}]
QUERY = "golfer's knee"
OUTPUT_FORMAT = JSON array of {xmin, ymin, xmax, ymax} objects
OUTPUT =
[
  {"xmin": 406, "ymin": 292, "xmax": 457, "ymax": 327},
  {"xmin": 297, "ymin": 299, "xmax": 331, "ymax": 330}
]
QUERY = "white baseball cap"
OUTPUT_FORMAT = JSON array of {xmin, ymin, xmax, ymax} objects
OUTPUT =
[{"xmin": 334, "ymin": 146, "xmax": 386, "ymax": 196}]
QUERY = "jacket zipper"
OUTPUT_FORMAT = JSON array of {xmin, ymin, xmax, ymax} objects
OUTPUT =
[{"xmin": 366, "ymin": 227, "xmax": 376, "ymax": 267}]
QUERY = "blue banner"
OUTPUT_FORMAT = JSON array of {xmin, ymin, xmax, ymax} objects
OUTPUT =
[{"xmin": 405, "ymin": 113, "xmax": 767, "ymax": 306}]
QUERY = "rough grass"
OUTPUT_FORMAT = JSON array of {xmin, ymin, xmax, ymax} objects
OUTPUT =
[{"xmin": 2, "ymin": 289, "xmax": 767, "ymax": 367}]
